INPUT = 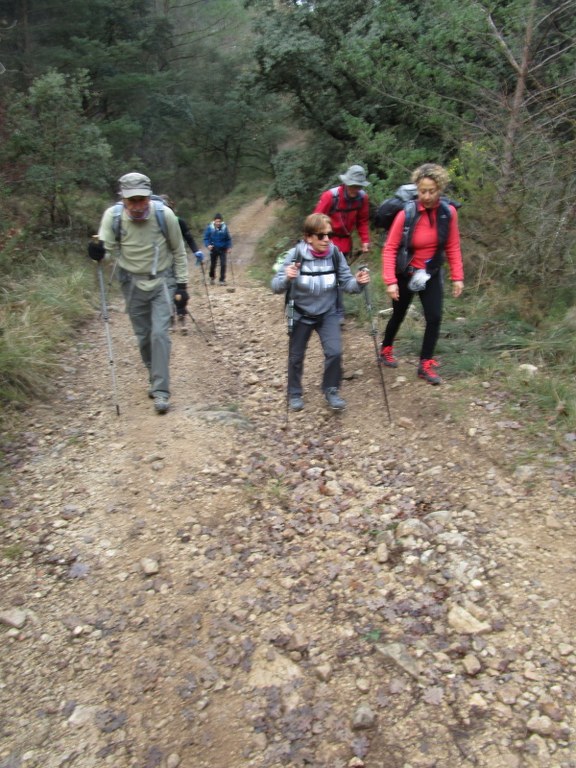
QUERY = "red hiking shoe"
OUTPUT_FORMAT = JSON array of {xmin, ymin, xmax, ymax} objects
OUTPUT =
[
  {"xmin": 418, "ymin": 358, "xmax": 442, "ymax": 385},
  {"xmin": 379, "ymin": 345, "xmax": 398, "ymax": 368}
]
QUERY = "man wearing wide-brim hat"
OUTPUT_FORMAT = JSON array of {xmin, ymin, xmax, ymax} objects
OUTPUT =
[{"xmin": 313, "ymin": 164, "xmax": 371, "ymax": 262}]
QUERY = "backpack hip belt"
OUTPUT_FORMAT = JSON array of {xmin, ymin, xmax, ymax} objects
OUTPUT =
[{"xmin": 120, "ymin": 266, "xmax": 175, "ymax": 281}]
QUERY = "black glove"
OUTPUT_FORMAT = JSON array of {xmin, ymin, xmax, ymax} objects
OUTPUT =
[
  {"xmin": 88, "ymin": 239, "xmax": 106, "ymax": 262},
  {"xmin": 174, "ymin": 284, "xmax": 189, "ymax": 312}
]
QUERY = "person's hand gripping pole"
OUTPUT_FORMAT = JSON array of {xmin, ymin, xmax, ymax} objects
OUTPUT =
[{"xmin": 285, "ymin": 254, "xmax": 300, "ymax": 419}]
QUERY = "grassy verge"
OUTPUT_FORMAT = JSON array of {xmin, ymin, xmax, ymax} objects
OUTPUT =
[{"xmin": 1, "ymin": 243, "xmax": 94, "ymax": 410}]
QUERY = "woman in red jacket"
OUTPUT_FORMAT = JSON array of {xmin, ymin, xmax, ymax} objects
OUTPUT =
[{"xmin": 379, "ymin": 164, "xmax": 464, "ymax": 385}]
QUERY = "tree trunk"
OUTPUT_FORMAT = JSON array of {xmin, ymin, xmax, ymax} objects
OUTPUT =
[{"xmin": 499, "ymin": 0, "xmax": 537, "ymax": 195}]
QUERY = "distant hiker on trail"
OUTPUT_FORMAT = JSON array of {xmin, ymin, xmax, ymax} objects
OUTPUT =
[
  {"xmin": 160, "ymin": 195, "xmax": 204, "ymax": 333},
  {"xmin": 271, "ymin": 213, "xmax": 370, "ymax": 413},
  {"xmin": 380, "ymin": 163, "xmax": 464, "ymax": 386},
  {"xmin": 203, "ymin": 213, "xmax": 232, "ymax": 286},
  {"xmin": 313, "ymin": 164, "xmax": 371, "ymax": 263},
  {"xmin": 88, "ymin": 172, "xmax": 188, "ymax": 414}
]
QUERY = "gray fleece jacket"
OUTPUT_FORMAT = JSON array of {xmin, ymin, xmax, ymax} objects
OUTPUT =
[{"xmin": 271, "ymin": 242, "xmax": 364, "ymax": 319}]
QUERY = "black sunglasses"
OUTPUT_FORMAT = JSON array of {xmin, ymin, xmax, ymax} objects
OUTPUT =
[{"xmin": 314, "ymin": 231, "xmax": 334, "ymax": 240}]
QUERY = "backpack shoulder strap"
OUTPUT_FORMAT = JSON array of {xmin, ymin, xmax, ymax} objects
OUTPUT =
[
  {"xmin": 425, "ymin": 200, "xmax": 453, "ymax": 273},
  {"xmin": 332, "ymin": 247, "xmax": 342, "ymax": 311},
  {"xmin": 401, "ymin": 200, "xmax": 418, "ymax": 250},
  {"xmin": 330, "ymin": 186, "xmax": 366, "ymax": 215},
  {"xmin": 151, "ymin": 199, "xmax": 171, "ymax": 246},
  {"xmin": 112, "ymin": 199, "xmax": 172, "ymax": 249},
  {"xmin": 329, "ymin": 187, "xmax": 340, "ymax": 214},
  {"xmin": 112, "ymin": 202, "xmax": 123, "ymax": 243},
  {"xmin": 436, "ymin": 199, "xmax": 452, "ymax": 247}
]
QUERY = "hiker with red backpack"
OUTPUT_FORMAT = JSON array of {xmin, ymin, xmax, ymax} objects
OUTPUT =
[
  {"xmin": 379, "ymin": 163, "xmax": 464, "ymax": 386},
  {"xmin": 313, "ymin": 164, "xmax": 371, "ymax": 262}
]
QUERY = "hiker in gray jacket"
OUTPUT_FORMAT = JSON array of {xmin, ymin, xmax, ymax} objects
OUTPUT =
[{"xmin": 272, "ymin": 213, "xmax": 370, "ymax": 412}]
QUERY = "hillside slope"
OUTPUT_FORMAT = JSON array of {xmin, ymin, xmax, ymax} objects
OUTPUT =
[{"xmin": 1, "ymin": 196, "xmax": 575, "ymax": 768}]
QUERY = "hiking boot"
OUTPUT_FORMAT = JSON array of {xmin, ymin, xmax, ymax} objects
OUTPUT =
[
  {"xmin": 418, "ymin": 359, "xmax": 442, "ymax": 385},
  {"xmin": 219, "ymin": 280, "xmax": 227, "ymax": 286},
  {"xmin": 289, "ymin": 395, "xmax": 304, "ymax": 411},
  {"xmin": 380, "ymin": 345, "xmax": 398, "ymax": 368},
  {"xmin": 177, "ymin": 315, "xmax": 188, "ymax": 335},
  {"xmin": 324, "ymin": 387, "xmax": 346, "ymax": 410},
  {"xmin": 153, "ymin": 395, "xmax": 170, "ymax": 414}
]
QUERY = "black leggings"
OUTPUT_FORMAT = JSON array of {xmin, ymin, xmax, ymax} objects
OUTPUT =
[{"xmin": 382, "ymin": 270, "xmax": 444, "ymax": 360}]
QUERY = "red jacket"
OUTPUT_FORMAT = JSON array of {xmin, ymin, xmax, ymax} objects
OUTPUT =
[
  {"xmin": 382, "ymin": 202, "xmax": 464, "ymax": 284},
  {"xmin": 314, "ymin": 185, "xmax": 370, "ymax": 255}
]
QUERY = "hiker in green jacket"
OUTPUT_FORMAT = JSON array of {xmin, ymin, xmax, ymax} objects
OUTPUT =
[{"xmin": 88, "ymin": 172, "xmax": 188, "ymax": 414}]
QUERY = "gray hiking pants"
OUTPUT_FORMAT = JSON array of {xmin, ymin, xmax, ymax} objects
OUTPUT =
[
  {"xmin": 120, "ymin": 274, "xmax": 175, "ymax": 397},
  {"xmin": 288, "ymin": 311, "xmax": 342, "ymax": 395}
]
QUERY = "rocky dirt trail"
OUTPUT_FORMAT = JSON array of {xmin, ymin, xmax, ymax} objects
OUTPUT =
[{"xmin": 1, "ymin": 196, "xmax": 576, "ymax": 768}]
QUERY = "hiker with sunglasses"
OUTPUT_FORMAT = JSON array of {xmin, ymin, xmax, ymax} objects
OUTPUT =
[{"xmin": 271, "ymin": 213, "xmax": 370, "ymax": 412}]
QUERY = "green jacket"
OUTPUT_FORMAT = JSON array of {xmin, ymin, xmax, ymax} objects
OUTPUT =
[{"xmin": 98, "ymin": 201, "xmax": 188, "ymax": 290}]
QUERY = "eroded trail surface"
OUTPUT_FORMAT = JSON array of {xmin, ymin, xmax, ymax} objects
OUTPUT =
[{"xmin": 1, "ymin": 197, "xmax": 576, "ymax": 768}]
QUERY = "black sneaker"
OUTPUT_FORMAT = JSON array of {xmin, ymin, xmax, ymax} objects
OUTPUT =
[{"xmin": 324, "ymin": 388, "xmax": 346, "ymax": 410}]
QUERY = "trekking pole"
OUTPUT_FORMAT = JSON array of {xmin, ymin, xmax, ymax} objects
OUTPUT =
[
  {"xmin": 347, "ymin": 248, "xmax": 364, "ymax": 266},
  {"xmin": 185, "ymin": 309, "xmax": 209, "ymax": 342},
  {"xmin": 358, "ymin": 265, "xmax": 392, "ymax": 423},
  {"xmin": 96, "ymin": 262, "xmax": 121, "ymax": 416},
  {"xmin": 175, "ymin": 292, "xmax": 209, "ymax": 344},
  {"xmin": 228, "ymin": 250, "xmax": 236, "ymax": 292},
  {"xmin": 198, "ymin": 260, "xmax": 217, "ymax": 334},
  {"xmin": 285, "ymin": 253, "xmax": 299, "ymax": 422}
]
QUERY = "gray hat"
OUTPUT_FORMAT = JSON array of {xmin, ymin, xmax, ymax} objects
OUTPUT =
[
  {"xmin": 339, "ymin": 165, "xmax": 370, "ymax": 187},
  {"xmin": 119, "ymin": 172, "xmax": 152, "ymax": 197}
]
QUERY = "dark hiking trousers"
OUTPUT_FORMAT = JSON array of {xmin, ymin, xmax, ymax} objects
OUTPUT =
[
  {"xmin": 209, "ymin": 248, "xmax": 227, "ymax": 282},
  {"xmin": 288, "ymin": 311, "xmax": 342, "ymax": 395},
  {"xmin": 382, "ymin": 270, "xmax": 444, "ymax": 360}
]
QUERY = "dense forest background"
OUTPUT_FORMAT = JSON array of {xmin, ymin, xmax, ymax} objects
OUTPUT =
[{"xmin": 0, "ymin": 0, "xmax": 575, "ymax": 422}]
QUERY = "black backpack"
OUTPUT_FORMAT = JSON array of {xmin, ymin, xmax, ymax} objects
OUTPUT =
[{"xmin": 375, "ymin": 184, "xmax": 418, "ymax": 230}]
